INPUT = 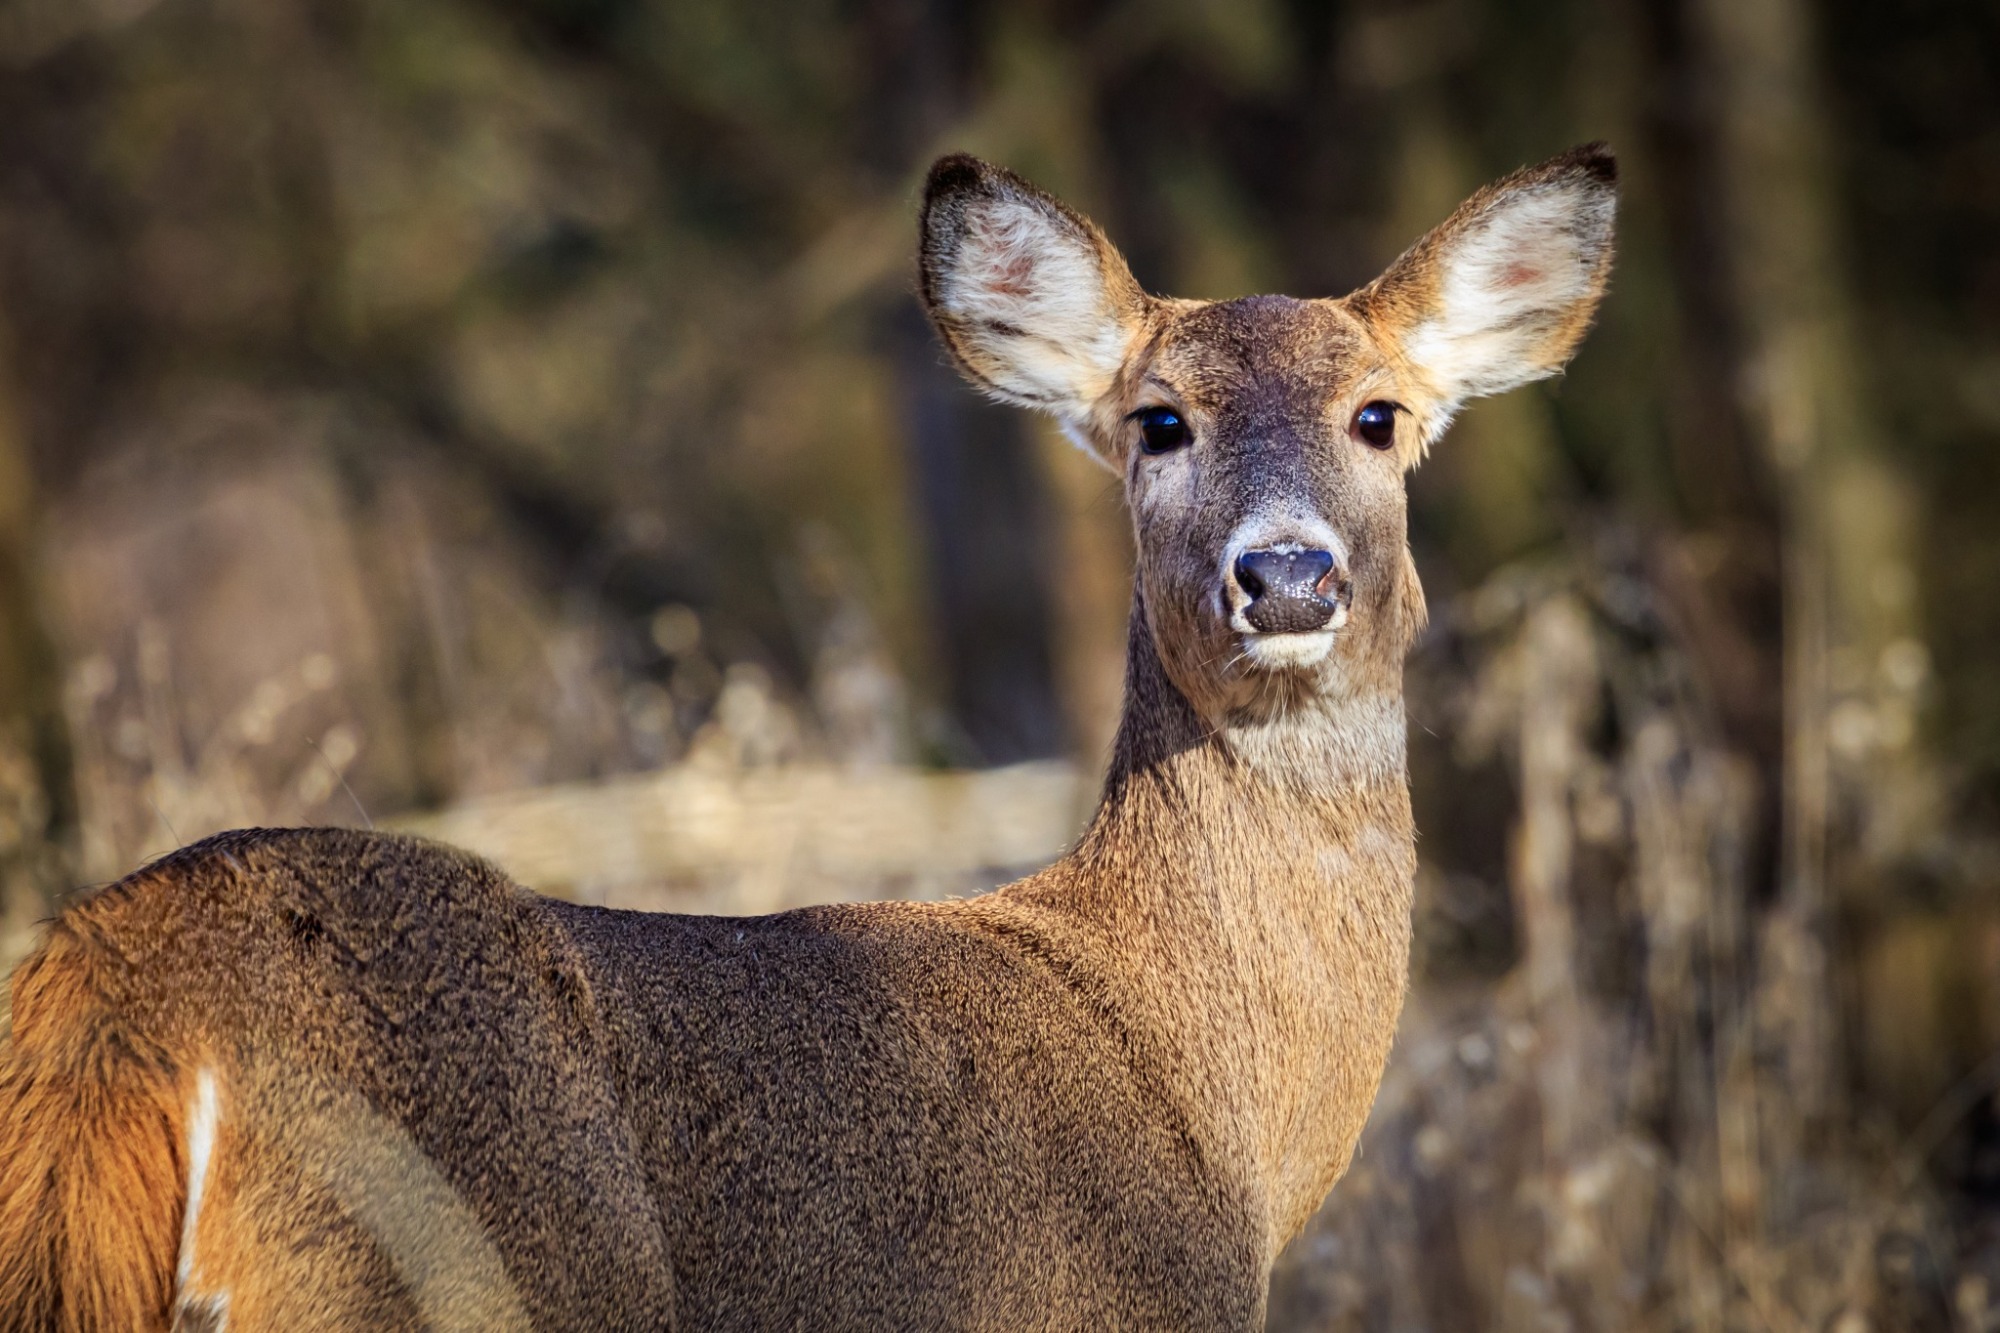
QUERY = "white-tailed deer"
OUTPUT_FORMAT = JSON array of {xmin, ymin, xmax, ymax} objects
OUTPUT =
[{"xmin": 0, "ymin": 145, "xmax": 1614, "ymax": 1331}]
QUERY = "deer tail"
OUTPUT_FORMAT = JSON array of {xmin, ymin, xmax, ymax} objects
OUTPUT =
[{"xmin": 0, "ymin": 923, "xmax": 192, "ymax": 1333}]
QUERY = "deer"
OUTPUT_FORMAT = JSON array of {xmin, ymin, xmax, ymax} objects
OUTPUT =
[{"xmin": 0, "ymin": 144, "xmax": 1614, "ymax": 1332}]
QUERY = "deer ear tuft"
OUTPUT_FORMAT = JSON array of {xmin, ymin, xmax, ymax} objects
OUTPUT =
[
  {"xmin": 1356, "ymin": 144, "xmax": 1617, "ymax": 436},
  {"xmin": 919, "ymin": 156, "xmax": 1149, "ymax": 422}
]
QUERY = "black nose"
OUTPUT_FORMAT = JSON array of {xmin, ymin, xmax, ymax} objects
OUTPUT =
[{"xmin": 1233, "ymin": 548, "xmax": 1342, "ymax": 633}]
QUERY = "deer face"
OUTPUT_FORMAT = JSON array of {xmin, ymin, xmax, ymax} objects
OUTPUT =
[{"xmin": 919, "ymin": 148, "xmax": 1615, "ymax": 722}]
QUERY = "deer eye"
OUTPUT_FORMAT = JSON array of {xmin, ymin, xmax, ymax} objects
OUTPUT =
[
  {"xmin": 1354, "ymin": 401, "xmax": 1399, "ymax": 450},
  {"xmin": 1135, "ymin": 407, "xmax": 1191, "ymax": 455}
]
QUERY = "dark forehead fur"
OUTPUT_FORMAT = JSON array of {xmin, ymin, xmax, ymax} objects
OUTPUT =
[{"xmin": 1152, "ymin": 296, "xmax": 1371, "ymax": 421}]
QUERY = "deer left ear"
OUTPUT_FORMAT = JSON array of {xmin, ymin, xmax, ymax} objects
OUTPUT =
[{"xmin": 1355, "ymin": 144, "xmax": 1616, "ymax": 440}]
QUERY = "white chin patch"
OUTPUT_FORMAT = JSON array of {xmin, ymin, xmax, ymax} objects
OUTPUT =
[{"xmin": 1242, "ymin": 631, "xmax": 1338, "ymax": 670}]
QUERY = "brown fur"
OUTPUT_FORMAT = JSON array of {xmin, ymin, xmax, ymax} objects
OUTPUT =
[
  {"xmin": 0, "ymin": 148, "xmax": 1614, "ymax": 1330},
  {"xmin": 0, "ymin": 927, "xmax": 187, "ymax": 1331}
]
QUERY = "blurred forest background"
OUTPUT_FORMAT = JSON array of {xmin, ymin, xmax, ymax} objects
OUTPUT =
[{"xmin": 0, "ymin": 0, "xmax": 1996, "ymax": 1327}]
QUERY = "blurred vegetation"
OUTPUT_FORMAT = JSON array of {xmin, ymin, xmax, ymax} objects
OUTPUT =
[{"xmin": 2, "ymin": 0, "xmax": 1998, "ymax": 1326}]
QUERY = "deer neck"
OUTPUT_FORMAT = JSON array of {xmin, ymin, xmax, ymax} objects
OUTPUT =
[{"xmin": 1003, "ymin": 599, "xmax": 1417, "ymax": 1244}]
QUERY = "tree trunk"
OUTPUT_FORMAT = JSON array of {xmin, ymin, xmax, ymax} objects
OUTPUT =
[
  {"xmin": 866, "ymin": 0, "xmax": 1070, "ymax": 766},
  {"xmin": 1691, "ymin": 0, "xmax": 1931, "ymax": 1147}
]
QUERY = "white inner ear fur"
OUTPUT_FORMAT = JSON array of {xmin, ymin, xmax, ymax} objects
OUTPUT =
[
  {"xmin": 935, "ymin": 195, "xmax": 1136, "ymax": 422},
  {"xmin": 1403, "ymin": 182, "xmax": 1613, "ymax": 430}
]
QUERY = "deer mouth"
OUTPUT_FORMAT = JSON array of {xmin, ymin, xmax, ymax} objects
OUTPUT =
[{"xmin": 1238, "ymin": 617, "xmax": 1344, "ymax": 670}]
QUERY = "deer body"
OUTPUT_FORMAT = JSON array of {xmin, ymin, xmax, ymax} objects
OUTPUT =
[{"xmin": 0, "ymin": 147, "xmax": 1613, "ymax": 1331}]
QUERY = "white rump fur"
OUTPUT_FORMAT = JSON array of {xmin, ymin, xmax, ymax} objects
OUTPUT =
[
  {"xmin": 932, "ymin": 187, "xmax": 1138, "ymax": 424},
  {"xmin": 1402, "ymin": 179, "xmax": 1615, "ymax": 437},
  {"xmin": 177, "ymin": 1069, "xmax": 220, "ymax": 1290},
  {"xmin": 175, "ymin": 1068, "xmax": 226, "ymax": 1325}
]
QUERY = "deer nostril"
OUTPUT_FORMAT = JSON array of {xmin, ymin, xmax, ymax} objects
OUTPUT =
[
  {"xmin": 1292, "ymin": 549, "xmax": 1336, "ymax": 589},
  {"xmin": 1233, "ymin": 553, "xmax": 1267, "ymax": 601}
]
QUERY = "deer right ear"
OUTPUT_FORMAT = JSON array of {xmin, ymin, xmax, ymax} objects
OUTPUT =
[{"xmin": 919, "ymin": 155, "xmax": 1150, "ymax": 426}]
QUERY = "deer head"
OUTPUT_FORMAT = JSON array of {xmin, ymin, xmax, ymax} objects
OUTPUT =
[{"xmin": 919, "ymin": 147, "xmax": 1615, "ymax": 729}]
